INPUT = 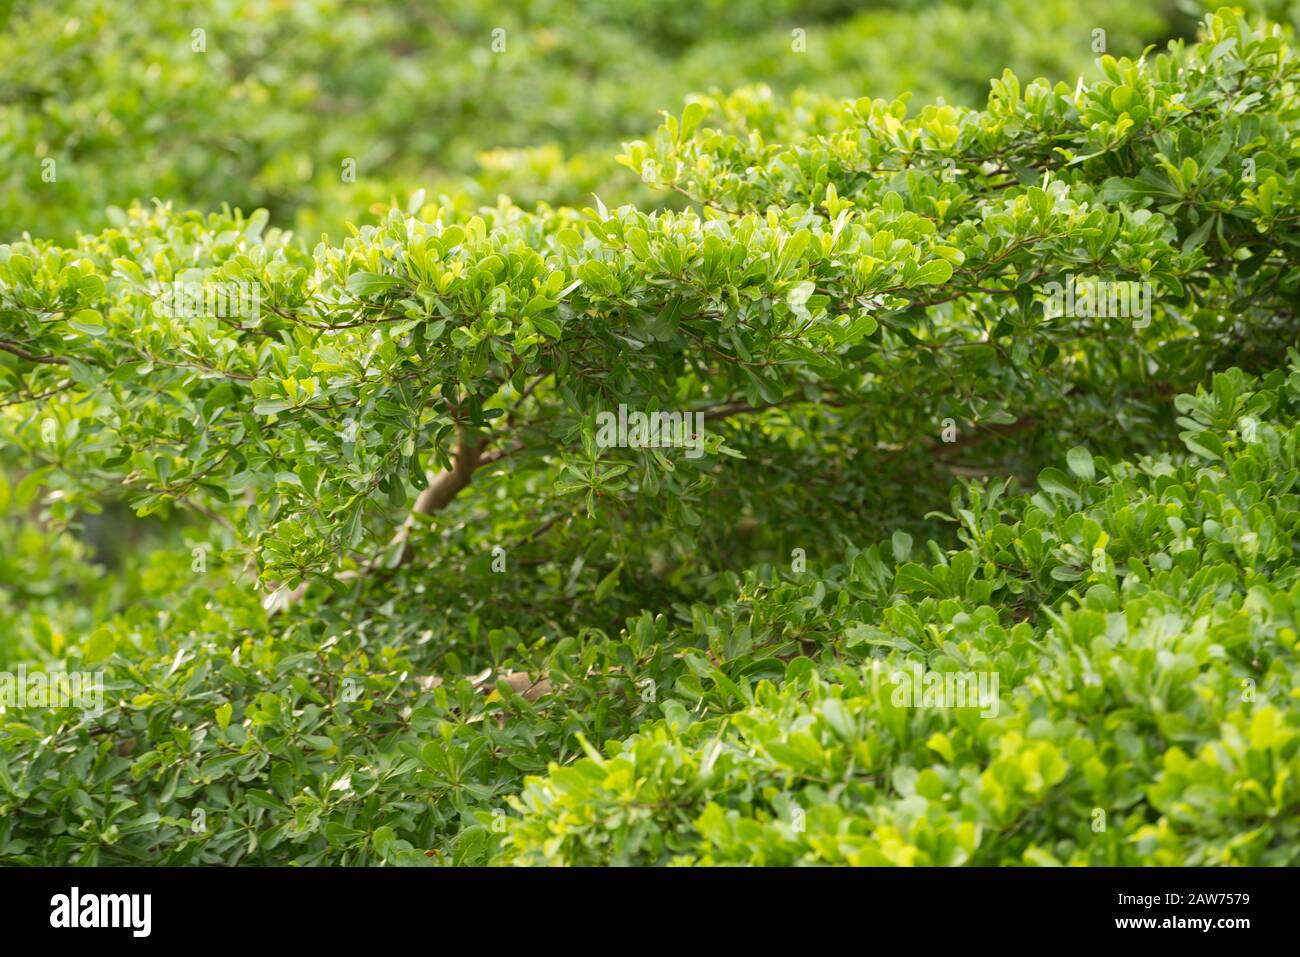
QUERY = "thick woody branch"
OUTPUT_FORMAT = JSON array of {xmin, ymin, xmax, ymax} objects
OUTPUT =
[
  {"xmin": 268, "ymin": 425, "xmax": 491, "ymax": 613},
  {"xmin": 392, "ymin": 426, "xmax": 489, "ymax": 566}
]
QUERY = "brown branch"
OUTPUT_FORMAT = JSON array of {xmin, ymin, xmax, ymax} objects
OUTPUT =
[
  {"xmin": 479, "ymin": 444, "xmax": 523, "ymax": 466},
  {"xmin": 933, "ymin": 416, "xmax": 1038, "ymax": 456},
  {"xmin": 0, "ymin": 340, "xmax": 69, "ymax": 365},
  {"xmin": 267, "ymin": 425, "xmax": 493, "ymax": 615},
  {"xmin": 415, "ymin": 430, "xmax": 486, "ymax": 512},
  {"xmin": 504, "ymin": 371, "xmax": 550, "ymax": 429},
  {"xmin": 0, "ymin": 381, "xmax": 76, "ymax": 407},
  {"xmin": 183, "ymin": 497, "xmax": 236, "ymax": 532},
  {"xmin": 391, "ymin": 426, "xmax": 490, "ymax": 566},
  {"xmin": 697, "ymin": 394, "xmax": 850, "ymax": 422},
  {"xmin": 699, "ymin": 398, "xmax": 780, "ymax": 421}
]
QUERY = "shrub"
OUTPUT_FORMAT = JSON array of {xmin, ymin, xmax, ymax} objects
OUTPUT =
[
  {"xmin": 501, "ymin": 363, "xmax": 1300, "ymax": 865},
  {"xmin": 1, "ymin": 6, "xmax": 1298, "ymax": 866}
]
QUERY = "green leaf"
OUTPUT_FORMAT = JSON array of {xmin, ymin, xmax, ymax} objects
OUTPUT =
[
  {"xmin": 1065, "ymin": 447, "xmax": 1095, "ymax": 482},
  {"xmin": 84, "ymin": 627, "xmax": 116, "ymax": 664},
  {"xmin": 14, "ymin": 466, "xmax": 52, "ymax": 507},
  {"xmin": 891, "ymin": 530, "xmax": 913, "ymax": 562},
  {"xmin": 679, "ymin": 100, "xmax": 707, "ymax": 142},
  {"xmin": 68, "ymin": 309, "xmax": 106, "ymax": 335},
  {"xmin": 372, "ymin": 826, "xmax": 397, "ymax": 858},
  {"xmin": 347, "ymin": 271, "xmax": 401, "ymax": 298},
  {"xmin": 594, "ymin": 563, "xmax": 622, "ymax": 601},
  {"xmin": 1037, "ymin": 467, "xmax": 1078, "ymax": 501},
  {"xmin": 911, "ymin": 259, "xmax": 954, "ymax": 286}
]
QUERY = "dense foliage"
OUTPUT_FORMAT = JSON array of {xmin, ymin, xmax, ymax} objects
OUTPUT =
[
  {"xmin": 2, "ymin": 0, "xmax": 1180, "ymax": 241},
  {"xmin": 2, "ymin": 3, "xmax": 1298, "ymax": 866}
]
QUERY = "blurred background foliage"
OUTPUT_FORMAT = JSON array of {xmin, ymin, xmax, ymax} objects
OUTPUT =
[{"xmin": 2, "ymin": 0, "xmax": 1191, "ymax": 243}]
